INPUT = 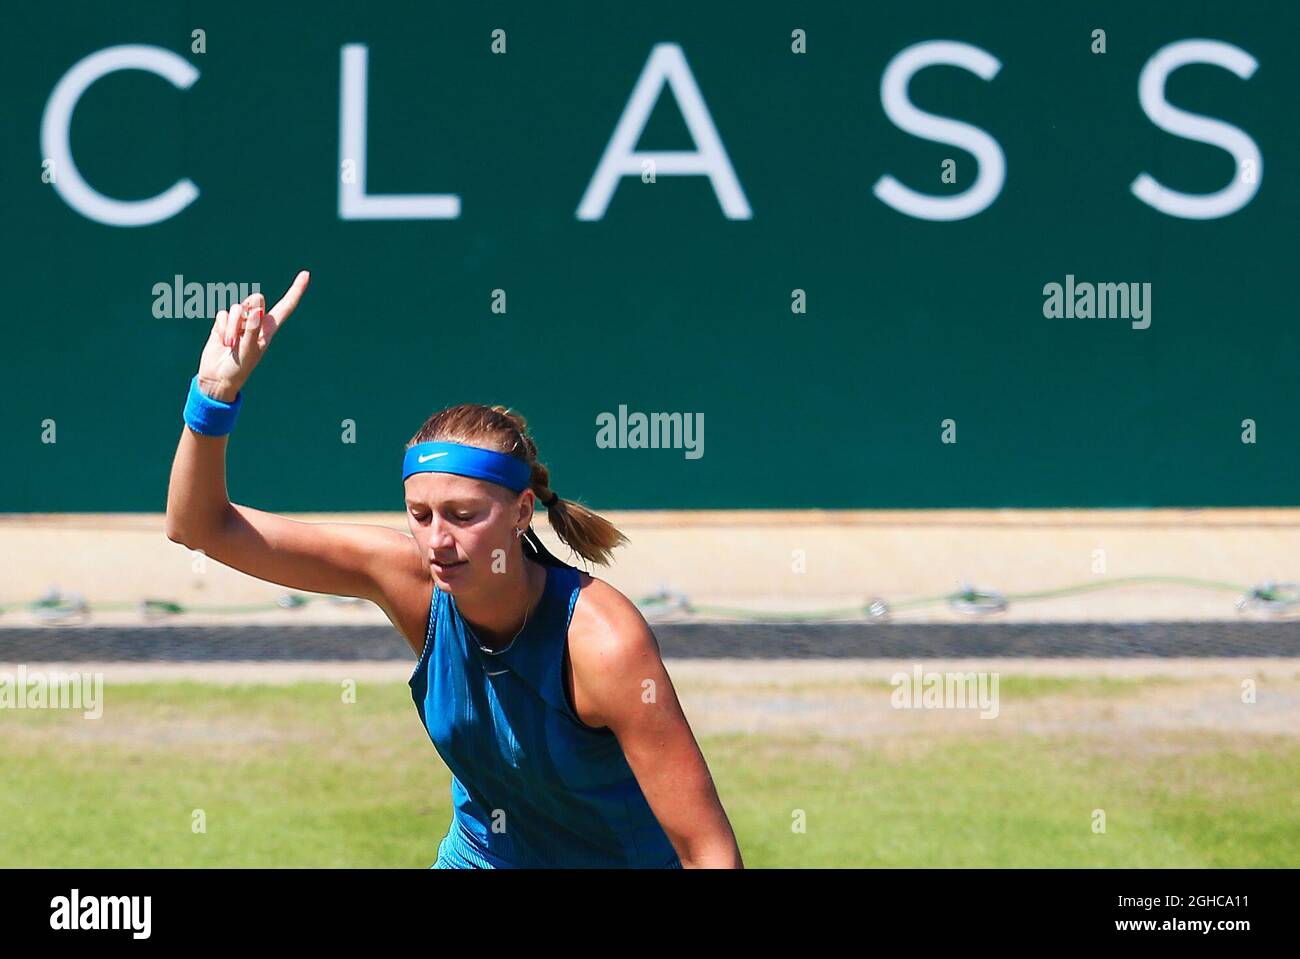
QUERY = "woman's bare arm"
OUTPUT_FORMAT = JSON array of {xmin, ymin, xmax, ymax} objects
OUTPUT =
[
  {"xmin": 163, "ymin": 272, "xmax": 426, "ymax": 640},
  {"xmin": 165, "ymin": 435, "xmax": 418, "ymax": 608},
  {"xmin": 569, "ymin": 578, "xmax": 744, "ymax": 868}
]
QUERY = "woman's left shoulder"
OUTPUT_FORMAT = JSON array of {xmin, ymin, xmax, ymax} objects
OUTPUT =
[
  {"xmin": 567, "ymin": 572, "xmax": 662, "ymax": 666},
  {"xmin": 564, "ymin": 573, "xmax": 666, "ymax": 730}
]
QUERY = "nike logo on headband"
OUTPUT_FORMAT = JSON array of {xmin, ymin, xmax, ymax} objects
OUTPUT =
[{"xmin": 417, "ymin": 452, "xmax": 449, "ymax": 463}]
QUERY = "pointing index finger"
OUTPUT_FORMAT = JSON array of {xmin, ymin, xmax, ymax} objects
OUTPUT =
[{"xmin": 268, "ymin": 270, "xmax": 310, "ymax": 325}]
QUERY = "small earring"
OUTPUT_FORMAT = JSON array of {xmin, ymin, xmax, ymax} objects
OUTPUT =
[{"xmin": 515, "ymin": 527, "xmax": 523, "ymax": 539}]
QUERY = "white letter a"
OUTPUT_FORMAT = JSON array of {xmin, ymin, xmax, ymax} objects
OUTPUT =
[{"xmin": 577, "ymin": 43, "xmax": 751, "ymax": 220}]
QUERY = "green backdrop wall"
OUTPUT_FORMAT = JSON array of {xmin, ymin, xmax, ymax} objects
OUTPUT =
[{"xmin": 2, "ymin": 1, "xmax": 1296, "ymax": 511}]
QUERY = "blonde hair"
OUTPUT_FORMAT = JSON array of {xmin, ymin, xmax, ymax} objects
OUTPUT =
[{"xmin": 405, "ymin": 403, "xmax": 628, "ymax": 566}]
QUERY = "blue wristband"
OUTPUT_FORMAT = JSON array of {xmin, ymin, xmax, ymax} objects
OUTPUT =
[{"xmin": 184, "ymin": 375, "xmax": 243, "ymax": 436}]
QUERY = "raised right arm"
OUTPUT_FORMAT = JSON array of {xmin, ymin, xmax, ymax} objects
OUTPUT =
[
  {"xmin": 163, "ymin": 272, "xmax": 428, "ymax": 651},
  {"xmin": 164, "ymin": 425, "xmax": 419, "ymax": 609}
]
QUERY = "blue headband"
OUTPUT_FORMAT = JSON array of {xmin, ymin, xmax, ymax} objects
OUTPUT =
[{"xmin": 402, "ymin": 440, "xmax": 532, "ymax": 492}]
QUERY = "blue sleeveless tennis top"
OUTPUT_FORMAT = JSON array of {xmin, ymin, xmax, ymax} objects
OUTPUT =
[{"xmin": 409, "ymin": 552, "xmax": 682, "ymax": 868}]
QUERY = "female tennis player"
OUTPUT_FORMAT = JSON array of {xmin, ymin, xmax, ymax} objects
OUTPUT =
[{"xmin": 164, "ymin": 271, "xmax": 743, "ymax": 869}]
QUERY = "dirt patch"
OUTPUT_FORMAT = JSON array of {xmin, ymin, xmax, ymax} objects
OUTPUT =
[
  {"xmin": 666, "ymin": 660, "xmax": 1300, "ymax": 755},
  {"xmin": 4, "ymin": 658, "xmax": 1297, "ymax": 759}
]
